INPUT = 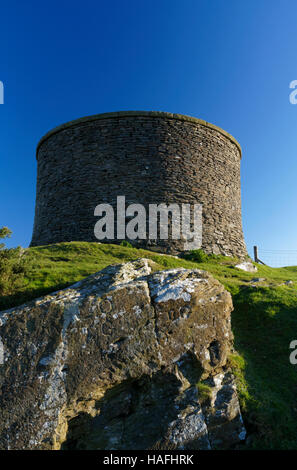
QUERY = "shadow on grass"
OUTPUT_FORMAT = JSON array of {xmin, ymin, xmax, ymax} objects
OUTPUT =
[
  {"xmin": 231, "ymin": 286, "xmax": 297, "ymax": 449},
  {"xmin": 0, "ymin": 283, "xmax": 76, "ymax": 311}
]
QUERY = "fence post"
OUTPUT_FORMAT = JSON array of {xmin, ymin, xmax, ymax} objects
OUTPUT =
[{"xmin": 253, "ymin": 245, "xmax": 258, "ymax": 263}]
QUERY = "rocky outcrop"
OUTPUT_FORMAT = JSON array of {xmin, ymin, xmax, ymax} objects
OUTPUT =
[
  {"xmin": 0, "ymin": 259, "xmax": 245, "ymax": 450},
  {"xmin": 235, "ymin": 261, "xmax": 257, "ymax": 273}
]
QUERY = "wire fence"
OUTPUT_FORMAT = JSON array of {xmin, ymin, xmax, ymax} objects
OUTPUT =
[{"xmin": 250, "ymin": 246, "xmax": 297, "ymax": 268}]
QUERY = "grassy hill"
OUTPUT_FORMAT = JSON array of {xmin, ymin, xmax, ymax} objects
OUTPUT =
[{"xmin": 2, "ymin": 241, "xmax": 297, "ymax": 449}]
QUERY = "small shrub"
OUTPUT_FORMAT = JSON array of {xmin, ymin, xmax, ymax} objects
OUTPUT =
[
  {"xmin": 120, "ymin": 240, "xmax": 133, "ymax": 248},
  {"xmin": 182, "ymin": 249, "xmax": 209, "ymax": 263},
  {"xmin": 0, "ymin": 226, "xmax": 12, "ymax": 249},
  {"xmin": 182, "ymin": 249, "xmax": 226, "ymax": 264},
  {"xmin": 0, "ymin": 227, "xmax": 30, "ymax": 306}
]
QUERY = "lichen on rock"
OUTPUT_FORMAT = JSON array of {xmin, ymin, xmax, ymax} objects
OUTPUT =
[{"xmin": 0, "ymin": 258, "xmax": 245, "ymax": 450}]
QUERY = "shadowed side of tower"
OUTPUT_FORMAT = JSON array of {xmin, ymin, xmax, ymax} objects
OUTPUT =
[{"xmin": 30, "ymin": 111, "xmax": 247, "ymax": 258}]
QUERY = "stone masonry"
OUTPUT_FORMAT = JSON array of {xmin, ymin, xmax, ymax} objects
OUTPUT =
[{"xmin": 30, "ymin": 111, "xmax": 247, "ymax": 258}]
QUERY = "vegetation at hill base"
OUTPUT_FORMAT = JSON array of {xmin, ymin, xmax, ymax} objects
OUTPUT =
[
  {"xmin": 1, "ymin": 236, "xmax": 297, "ymax": 450},
  {"xmin": 0, "ymin": 227, "xmax": 29, "ymax": 299}
]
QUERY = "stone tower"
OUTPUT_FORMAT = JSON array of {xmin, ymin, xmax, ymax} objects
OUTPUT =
[{"xmin": 30, "ymin": 111, "xmax": 247, "ymax": 258}]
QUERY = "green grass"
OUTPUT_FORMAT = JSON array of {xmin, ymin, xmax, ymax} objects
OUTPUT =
[
  {"xmin": 196, "ymin": 382, "xmax": 213, "ymax": 405},
  {"xmin": 1, "ymin": 241, "xmax": 297, "ymax": 449}
]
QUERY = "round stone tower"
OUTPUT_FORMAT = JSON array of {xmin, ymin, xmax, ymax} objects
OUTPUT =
[{"xmin": 30, "ymin": 111, "xmax": 247, "ymax": 258}]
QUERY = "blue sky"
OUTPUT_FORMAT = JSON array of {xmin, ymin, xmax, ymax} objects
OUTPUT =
[{"xmin": 1, "ymin": 0, "xmax": 297, "ymax": 266}]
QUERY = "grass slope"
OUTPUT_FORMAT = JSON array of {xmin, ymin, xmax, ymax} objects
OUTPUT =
[{"xmin": 1, "ymin": 241, "xmax": 297, "ymax": 449}]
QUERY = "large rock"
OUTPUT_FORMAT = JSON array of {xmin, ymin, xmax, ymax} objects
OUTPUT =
[
  {"xmin": 0, "ymin": 259, "xmax": 245, "ymax": 450},
  {"xmin": 235, "ymin": 261, "xmax": 257, "ymax": 273}
]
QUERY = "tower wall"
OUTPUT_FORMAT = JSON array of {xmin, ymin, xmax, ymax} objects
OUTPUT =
[{"xmin": 30, "ymin": 111, "xmax": 247, "ymax": 258}]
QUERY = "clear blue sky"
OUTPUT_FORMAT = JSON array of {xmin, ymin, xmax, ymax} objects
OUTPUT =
[{"xmin": 1, "ymin": 0, "xmax": 297, "ymax": 266}]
